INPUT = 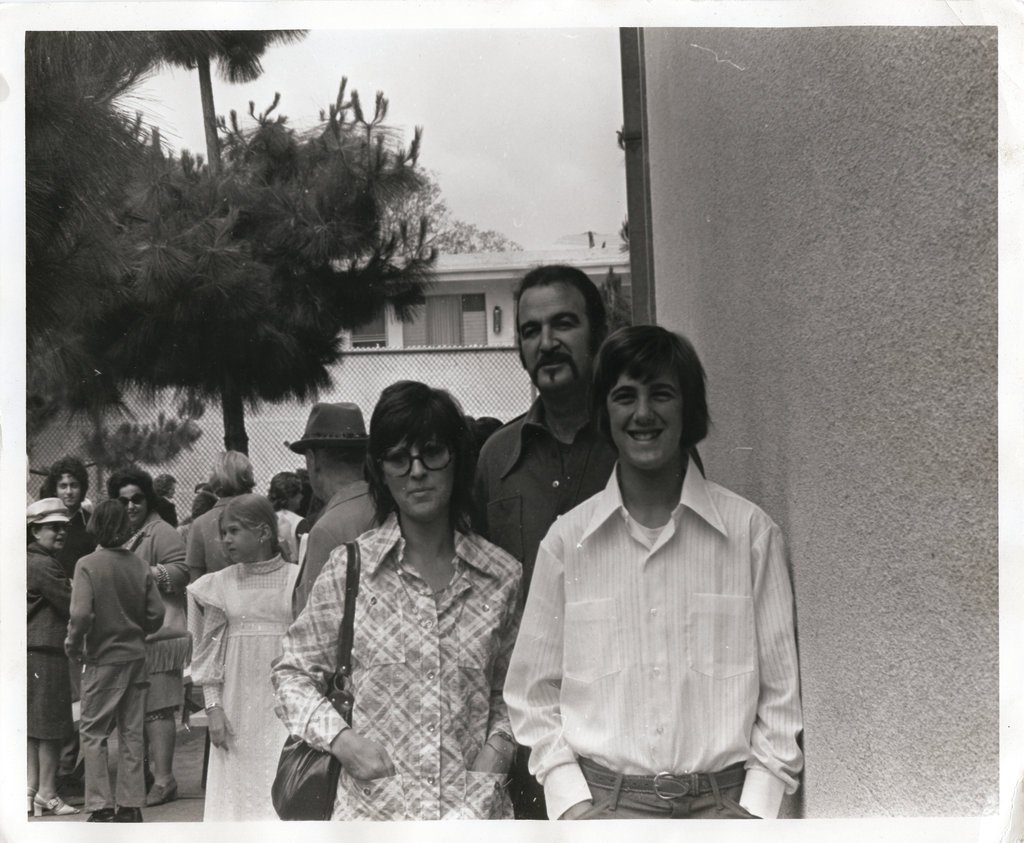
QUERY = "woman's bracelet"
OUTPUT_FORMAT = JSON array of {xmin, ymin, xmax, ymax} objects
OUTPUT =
[{"xmin": 205, "ymin": 703, "xmax": 223, "ymax": 713}]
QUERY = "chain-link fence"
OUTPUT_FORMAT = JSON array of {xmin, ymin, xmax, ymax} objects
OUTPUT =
[{"xmin": 28, "ymin": 346, "xmax": 534, "ymax": 505}]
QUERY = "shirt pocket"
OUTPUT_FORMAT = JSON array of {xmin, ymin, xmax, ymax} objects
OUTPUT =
[
  {"xmin": 687, "ymin": 593, "xmax": 756, "ymax": 679},
  {"xmin": 456, "ymin": 770, "xmax": 511, "ymax": 819},
  {"xmin": 486, "ymin": 496, "xmax": 523, "ymax": 561},
  {"xmin": 353, "ymin": 590, "xmax": 406, "ymax": 669},
  {"xmin": 457, "ymin": 596, "xmax": 499, "ymax": 672},
  {"xmin": 563, "ymin": 598, "xmax": 621, "ymax": 683},
  {"xmin": 343, "ymin": 771, "xmax": 407, "ymax": 820}
]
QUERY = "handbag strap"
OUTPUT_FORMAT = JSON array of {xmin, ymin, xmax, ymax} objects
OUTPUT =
[{"xmin": 337, "ymin": 542, "xmax": 361, "ymax": 680}]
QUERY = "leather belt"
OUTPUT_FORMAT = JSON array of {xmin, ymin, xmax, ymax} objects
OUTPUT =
[{"xmin": 578, "ymin": 757, "xmax": 746, "ymax": 800}]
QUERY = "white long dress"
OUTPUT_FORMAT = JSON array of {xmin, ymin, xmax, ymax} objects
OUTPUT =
[{"xmin": 187, "ymin": 557, "xmax": 297, "ymax": 821}]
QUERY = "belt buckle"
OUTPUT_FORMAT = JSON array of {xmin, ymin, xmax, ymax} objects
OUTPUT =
[{"xmin": 653, "ymin": 771, "xmax": 691, "ymax": 800}]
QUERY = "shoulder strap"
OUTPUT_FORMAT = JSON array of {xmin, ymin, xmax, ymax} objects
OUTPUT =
[{"xmin": 336, "ymin": 541, "xmax": 361, "ymax": 680}]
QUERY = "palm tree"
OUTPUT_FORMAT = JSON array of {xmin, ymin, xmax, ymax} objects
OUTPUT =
[{"xmin": 150, "ymin": 31, "xmax": 307, "ymax": 175}]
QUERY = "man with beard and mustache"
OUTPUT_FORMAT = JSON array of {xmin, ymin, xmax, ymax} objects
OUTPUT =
[{"xmin": 472, "ymin": 264, "xmax": 618, "ymax": 819}]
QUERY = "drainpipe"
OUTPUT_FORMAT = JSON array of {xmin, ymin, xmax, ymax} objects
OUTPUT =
[{"xmin": 619, "ymin": 28, "xmax": 656, "ymax": 325}]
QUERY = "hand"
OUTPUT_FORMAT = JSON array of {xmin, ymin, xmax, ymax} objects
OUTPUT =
[
  {"xmin": 330, "ymin": 728, "xmax": 395, "ymax": 780},
  {"xmin": 207, "ymin": 707, "xmax": 233, "ymax": 749},
  {"xmin": 63, "ymin": 639, "xmax": 82, "ymax": 662},
  {"xmin": 559, "ymin": 800, "xmax": 594, "ymax": 820}
]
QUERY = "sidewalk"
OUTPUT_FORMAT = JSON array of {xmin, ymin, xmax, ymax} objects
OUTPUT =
[{"xmin": 31, "ymin": 712, "xmax": 209, "ymax": 823}]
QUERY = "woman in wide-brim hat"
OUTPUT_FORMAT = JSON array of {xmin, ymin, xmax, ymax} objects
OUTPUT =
[{"xmin": 26, "ymin": 498, "xmax": 80, "ymax": 817}]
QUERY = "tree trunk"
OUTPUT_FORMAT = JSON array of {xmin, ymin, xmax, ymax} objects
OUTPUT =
[
  {"xmin": 220, "ymin": 378, "xmax": 249, "ymax": 455},
  {"xmin": 87, "ymin": 405, "xmax": 106, "ymax": 497},
  {"xmin": 197, "ymin": 54, "xmax": 221, "ymax": 176}
]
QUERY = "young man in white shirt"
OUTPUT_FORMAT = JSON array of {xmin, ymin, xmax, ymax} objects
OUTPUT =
[{"xmin": 504, "ymin": 324, "xmax": 803, "ymax": 820}]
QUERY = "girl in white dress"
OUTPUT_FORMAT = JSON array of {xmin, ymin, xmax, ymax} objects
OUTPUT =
[{"xmin": 187, "ymin": 494, "xmax": 298, "ymax": 821}]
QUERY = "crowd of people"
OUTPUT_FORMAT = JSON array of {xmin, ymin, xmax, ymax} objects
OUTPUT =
[{"xmin": 26, "ymin": 263, "xmax": 804, "ymax": 823}]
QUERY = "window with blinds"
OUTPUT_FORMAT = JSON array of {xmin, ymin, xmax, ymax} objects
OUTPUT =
[
  {"xmin": 404, "ymin": 294, "xmax": 487, "ymax": 347},
  {"xmin": 350, "ymin": 311, "xmax": 388, "ymax": 348}
]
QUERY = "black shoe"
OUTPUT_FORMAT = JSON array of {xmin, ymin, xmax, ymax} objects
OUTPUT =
[
  {"xmin": 87, "ymin": 808, "xmax": 116, "ymax": 822},
  {"xmin": 114, "ymin": 807, "xmax": 143, "ymax": 823}
]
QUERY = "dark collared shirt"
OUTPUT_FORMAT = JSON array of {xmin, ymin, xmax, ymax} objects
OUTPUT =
[
  {"xmin": 56, "ymin": 508, "xmax": 97, "ymax": 578},
  {"xmin": 472, "ymin": 398, "xmax": 618, "ymax": 597}
]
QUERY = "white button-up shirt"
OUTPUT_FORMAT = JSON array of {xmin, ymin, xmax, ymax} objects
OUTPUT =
[{"xmin": 504, "ymin": 458, "xmax": 804, "ymax": 820}]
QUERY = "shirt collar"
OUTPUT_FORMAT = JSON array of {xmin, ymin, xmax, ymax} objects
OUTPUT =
[
  {"xmin": 499, "ymin": 398, "xmax": 599, "ymax": 480},
  {"xmin": 499, "ymin": 398, "xmax": 545, "ymax": 479},
  {"xmin": 580, "ymin": 456, "xmax": 728, "ymax": 544},
  {"xmin": 363, "ymin": 512, "xmax": 505, "ymax": 581}
]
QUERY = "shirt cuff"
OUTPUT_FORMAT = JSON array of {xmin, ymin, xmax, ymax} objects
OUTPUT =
[
  {"xmin": 740, "ymin": 766, "xmax": 786, "ymax": 819},
  {"xmin": 306, "ymin": 697, "xmax": 347, "ymax": 754},
  {"xmin": 542, "ymin": 761, "xmax": 593, "ymax": 820},
  {"xmin": 202, "ymin": 684, "xmax": 223, "ymax": 708}
]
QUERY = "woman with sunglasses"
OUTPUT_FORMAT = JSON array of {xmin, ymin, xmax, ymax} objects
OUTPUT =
[
  {"xmin": 107, "ymin": 466, "xmax": 190, "ymax": 808},
  {"xmin": 273, "ymin": 381, "xmax": 522, "ymax": 820}
]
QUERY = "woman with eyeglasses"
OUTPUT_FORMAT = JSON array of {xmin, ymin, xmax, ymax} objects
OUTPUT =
[
  {"xmin": 26, "ymin": 498, "xmax": 80, "ymax": 816},
  {"xmin": 107, "ymin": 466, "xmax": 190, "ymax": 808},
  {"xmin": 273, "ymin": 381, "xmax": 522, "ymax": 820}
]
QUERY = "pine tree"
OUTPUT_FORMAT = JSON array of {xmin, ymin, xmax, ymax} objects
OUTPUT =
[
  {"xmin": 89, "ymin": 81, "xmax": 434, "ymax": 453},
  {"xmin": 25, "ymin": 32, "xmax": 155, "ymax": 437}
]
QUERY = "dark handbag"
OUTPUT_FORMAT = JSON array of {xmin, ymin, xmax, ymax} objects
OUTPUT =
[{"xmin": 272, "ymin": 542, "xmax": 361, "ymax": 821}]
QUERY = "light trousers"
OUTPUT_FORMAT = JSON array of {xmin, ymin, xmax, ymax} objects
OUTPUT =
[{"xmin": 79, "ymin": 658, "xmax": 148, "ymax": 811}]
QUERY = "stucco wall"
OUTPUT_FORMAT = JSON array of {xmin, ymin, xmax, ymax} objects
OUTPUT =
[{"xmin": 642, "ymin": 27, "xmax": 997, "ymax": 816}]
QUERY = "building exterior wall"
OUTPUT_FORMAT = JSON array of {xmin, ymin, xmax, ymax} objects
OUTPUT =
[{"xmin": 641, "ymin": 27, "xmax": 997, "ymax": 816}]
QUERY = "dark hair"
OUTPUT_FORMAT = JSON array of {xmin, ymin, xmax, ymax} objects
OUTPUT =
[
  {"xmin": 294, "ymin": 468, "xmax": 313, "ymax": 517},
  {"xmin": 190, "ymin": 489, "xmax": 218, "ymax": 521},
  {"xmin": 153, "ymin": 473, "xmax": 176, "ymax": 497},
  {"xmin": 366, "ymin": 381, "xmax": 475, "ymax": 533},
  {"xmin": 107, "ymin": 465, "xmax": 158, "ymax": 513},
  {"xmin": 268, "ymin": 472, "xmax": 303, "ymax": 511},
  {"xmin": 41, "ymin": 455, "xmax": 89, "ymax": 499},
  {"xmin": 514, "ymin": 264, "xmax": 608, "ymax": 353},
  {"xmin": 593, "ymin": 325, "xmax": 710, "ymax": 452},
  {"xmin": 470, "ymin": 416, "xmax": 503, "ymax": 451},
  {"xmin": 87, "ymin": 499, "xmax": 132, "ymax": 548}
]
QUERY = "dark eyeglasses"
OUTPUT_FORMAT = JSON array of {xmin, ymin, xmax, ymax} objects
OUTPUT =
[
  {"xmin": 38, "ymin": 522, "xmax": 68, "ymax": 532},
  {"xmin": 380, "ymin": 442, "xmax": 452, "ymax": 478},
  {"xmin": 118, "ymin": 494, "xmax": 146, "ymax": 506}
]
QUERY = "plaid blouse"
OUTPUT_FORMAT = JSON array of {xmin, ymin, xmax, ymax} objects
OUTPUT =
[{"xmin": 271, "ymin": 514, "xmax": 522, "ymax": 820}]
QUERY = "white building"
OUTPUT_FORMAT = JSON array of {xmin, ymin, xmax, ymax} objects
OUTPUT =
[{"xmin": 346, "ymin": 246, "xmax": 630, "ymax": 350}]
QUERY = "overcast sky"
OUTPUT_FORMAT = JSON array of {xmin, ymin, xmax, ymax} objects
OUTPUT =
[{"xmin": 127, "ymin": 28, "xmax": 627, "ymax": 250}]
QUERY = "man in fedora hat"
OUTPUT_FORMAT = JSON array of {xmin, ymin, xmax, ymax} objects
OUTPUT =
[{"xmin": 287, "ymin": 403, "xmax": 375, "ymax": 615}]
